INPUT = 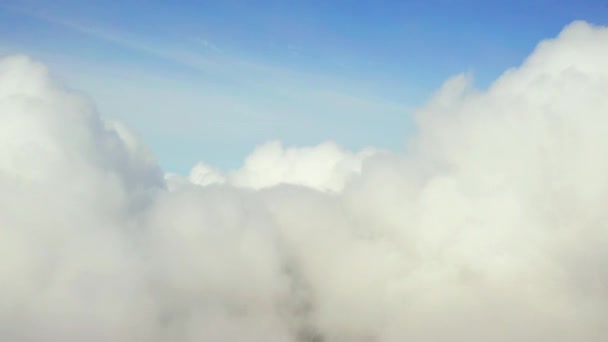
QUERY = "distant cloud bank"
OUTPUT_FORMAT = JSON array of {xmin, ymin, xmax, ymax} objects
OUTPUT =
[{"xmin": 1, "ymin": 21, "xmax": 608, "ymax": 341}]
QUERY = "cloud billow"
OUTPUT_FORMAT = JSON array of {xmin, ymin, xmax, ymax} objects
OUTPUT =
[{"xmin": 1, "ymin": 21, "xmax": 608, "ymax": 341}]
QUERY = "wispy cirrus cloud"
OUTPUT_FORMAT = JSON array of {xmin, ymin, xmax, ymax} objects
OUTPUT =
[{"xmin": 0, "ymin": 3, "xmax": 414, "ymax": 173}]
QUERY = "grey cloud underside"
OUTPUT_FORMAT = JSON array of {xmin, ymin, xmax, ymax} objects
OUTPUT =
[{"xmin": 2, "ymin": 20, "xmax": 608, "ymax": 341}]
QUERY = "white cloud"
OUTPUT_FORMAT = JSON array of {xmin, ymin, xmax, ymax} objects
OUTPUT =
[
  {"xmin": 178, "ymin": 140, "xmax": 380, "ymax": 192},
  {"xmin": 2, "ymin": 20, "xmax": 608, "ymax": 341}
]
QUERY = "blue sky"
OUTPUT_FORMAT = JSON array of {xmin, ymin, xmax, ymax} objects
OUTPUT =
[{"xmin": 2, "ymin": 0, "xmax": 608, "ymax": 174}]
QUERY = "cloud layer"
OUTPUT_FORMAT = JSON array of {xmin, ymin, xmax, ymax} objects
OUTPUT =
[{"xmin": 2, "ymin": 20, "xmax": 608, "ymax": 341}]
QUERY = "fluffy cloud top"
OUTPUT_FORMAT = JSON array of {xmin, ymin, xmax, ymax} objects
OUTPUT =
[
  {"xmin": 177, "ymin": 141, "xmax": 379, "ymax": 192},
  {"xmin": 2, "ymin": 20, "xmax": 608, "ymax": 341}
]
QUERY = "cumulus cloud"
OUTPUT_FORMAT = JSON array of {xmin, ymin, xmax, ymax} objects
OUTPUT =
[
  {"xmin": 176, "ymin": 141, "xmax": 379, "ymax": 192},
  {"xmin": 2, "ymin": 20, "xmax": 608, "ymax": 341}
]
